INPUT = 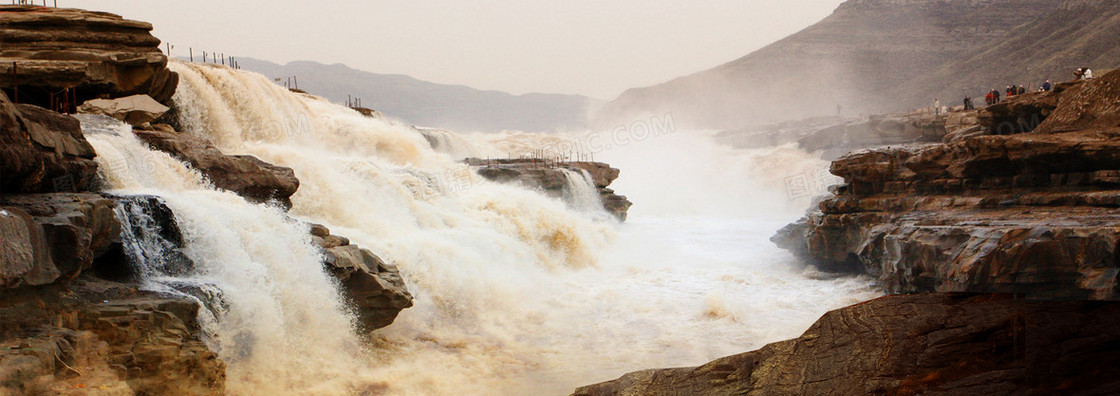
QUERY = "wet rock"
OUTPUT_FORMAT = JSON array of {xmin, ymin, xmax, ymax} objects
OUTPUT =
[
  {"xmin": 310, "ymin": 225, "xmax": 413, "ymax": 331},
  {"xmin": 77, "ymin": 94, "xmax": 170, "ymax": 126},
  {"xmin": 0, "ymin": 6, "xmax": 178, "ymax": 107},
  {"xmin": 574, "ymin": 293, "xmax": 1120, "ymax": 396},
  {"xmin": 470, "ymin": 158, "xmax": 633, "ymax": 221},
  {"xmin": 0, "ymin": 91, "xmax": 98, "ymax": 194},
  {"xmin": 133, "ymin": 128, "xmax": 299, "ymax": 208}
]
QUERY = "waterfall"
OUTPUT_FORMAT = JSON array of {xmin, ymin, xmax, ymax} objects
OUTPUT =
[
  {"xmin": 88, "ymin": 61, "xmax": 880, "ymax": 395},
  {"xmin": 416, "ymin": 127, "xmax": 481, "ymax": 159},
  {"xmin": 560, "ymin": 168, "xmax": 605, "ymax": 214},
  {"xmin": 81, "ymin": 114, "xmax": 382, "ymax": 395}
]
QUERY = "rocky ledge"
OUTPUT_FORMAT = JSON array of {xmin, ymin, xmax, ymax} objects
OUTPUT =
[
  {"xmin": 133, "ymin": 125, "xmax": 301, "ymax": 209},
  {"xmin": 469, "ymin": 158, "xmax": 633, "ymax": 221},
  {"xmin": 773, "ymin": 69, "xmax": 1120, "ymax": 300},
  {"xmin": 574, "ymin": 293, "xmax": 1120, "ymax": 396},
  {"xmin": 0, "ymin": 6, "xmax": 178, "ymax": 109}
]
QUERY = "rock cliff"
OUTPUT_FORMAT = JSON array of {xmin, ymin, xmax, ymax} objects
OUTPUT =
[
  {"xmin": 0, "ymin": 6, "xmax": 178, "ymax": 109},
  {"xmin": 773, "ymin": 69, "xmax": 1120, "ymax": 300},
  {"xmin": 574, "ymin": 293, "xmax": 1120, "ymax": 396}
]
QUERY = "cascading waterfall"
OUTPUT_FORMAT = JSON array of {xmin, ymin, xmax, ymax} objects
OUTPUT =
[
  {"xmin": 150, "ymin": 60, "xmax": 880, "ymax": 395},
  {"xmin": 560, "ymin": 168, "xmax": 605, "ymax": 214},
  {"xmin": 416, "ymin": 127, "xmax": 481, "ymax": 159},
  {"xmin": 80, "ymin": 114, "xmax": 383, "ymax": 395}
]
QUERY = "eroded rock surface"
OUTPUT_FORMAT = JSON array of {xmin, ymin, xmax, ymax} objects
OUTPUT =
[
  {"xmin": 774, "ymin": 69, "xmax": 1120, "ymax": 300},
  {"xmin": 0, "ymin": 6, "xmax": 178, "ymax": 107},
  {"xmin": 574, "ymin": 293, "xmax": 1120, "ymax": 396},
  {"xmin": 0, "ymin": 91, "xmax": 98, "ymax": 193},
  {"xmin": 309, "ymin": 223, "xmax": 413, "ymax": 331},
  {"xmin": 133, "ymin": 127, "xmax": 300, "ymax": 208}
]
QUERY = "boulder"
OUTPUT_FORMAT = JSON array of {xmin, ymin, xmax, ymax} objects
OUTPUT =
[
  {"xmin": 574, "ymin": 293, "xmax": 1120, "ymax": 396},
  {"xmin": 309, "ymin": 224, "xmax": 413, "ymax": 331},
  {"xmin": 0, "ymin": 6, "xmax": 178, "ymax": 107},
  {"xmin": 0, "ymin": 194, "xmax": 119, "ymax": 289},
  {"xmin": 0, "ymin": 91, "xmax": 99, "ymax": 194},
  {"xmin": 77, "ymin": 94, "xmax": 169, "ymax": 126},
  {"xmin": 133, "ymin": 128, "xmax": 300, "ymax": 208}
]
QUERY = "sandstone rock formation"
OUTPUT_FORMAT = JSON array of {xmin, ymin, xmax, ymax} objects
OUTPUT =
[
  {"xmin": 0, "ymin": 91, "xmax": 98, "ymax": 193},
  {"xmin": 0, "ymin": 279, "xmax": 225, "ymax": 395},
  {"xmin": 774, "ymin": 69, "xmax": 1120, "ymax": 300},
  {"xmin": 574, "ymin": 293, "xmax": 1120, "ymax": 396},
  {"xmin": 0, "ymin": 6, "xmax": 178, "ymax": 108},
  {"xmin": 308, "ymin": 223, "xmax": 413, "ymax": 331},
  {"xmin": 1, "ymin": 193, "xmax": 118, "ymax": 288},
  {"xmin": 133, "ymin": 127, "xmax": 300, "ymax": 208},
  {"xmin": 0, "ymin": 193, "xmax": 225, "ymax": 394},
  {"xmin": 471, "ymin": 158, "xmax": 633, "ymax": 221},
  {"xmin": 78, "ymin": 94, "xmax": 170, "ymax": 126}
]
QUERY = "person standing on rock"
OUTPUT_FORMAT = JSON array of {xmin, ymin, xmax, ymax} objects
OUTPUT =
[
  {"xmin": 934, "ymin": 98, "xmax": 941, "ymax": 115},
  {"xmin": 985, "ymin": 90, "xmax": 994, "ymax": 106},
  {"xmin": 994, "ymin": 89, "xmax": 1001, "ymax": 103},
  {"xmin": 1018, "ymin": 85, "xmax": 1026, "ymax": 95}
]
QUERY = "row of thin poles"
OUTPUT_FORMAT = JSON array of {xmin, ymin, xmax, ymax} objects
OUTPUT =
[
  {"xmin": 477, "ymin": 150, "xmax": 594, "ymax": 169},
  {"xmin": 10, "ymin": 1, "xmax": 58, "ymax": 6},
  {"xmin": 172, "ymin": 44, "xmax": 242, "ymax": 70}
]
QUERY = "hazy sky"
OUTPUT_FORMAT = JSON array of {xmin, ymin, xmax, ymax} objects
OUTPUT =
[{"xmin": 67, "ymin": 0, "xmax": 844, "ymax": 99}]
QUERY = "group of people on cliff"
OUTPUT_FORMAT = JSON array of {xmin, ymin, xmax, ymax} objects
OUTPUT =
[
  {"xmin": 971, "ymin": 67, "xmax": 1094, "ymax": 108},
  {"xmin": 1075, "ymin": 67, "xmax": 1095, "ymax": 80}
]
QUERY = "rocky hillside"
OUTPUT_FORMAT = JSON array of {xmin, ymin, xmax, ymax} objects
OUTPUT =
[
  {"xmin": 237, "ymin": 58, "xmax": 596, "ymax": 132},
  {"xmin": 596, "ymin": 0, "xmax": 1120, "ymax": 130},
  {"xmin": 575, "ymin": 293, "xmax": 1120, "ymax": 396}
]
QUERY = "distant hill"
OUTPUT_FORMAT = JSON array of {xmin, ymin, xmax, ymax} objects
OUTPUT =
[
  {"xmin": 595, "ymin": 0, "xmax": 1120, "ymax": 130},
  {"xmin": 236, "ymin": 58, "xmax": 597, "ymax": 132}
]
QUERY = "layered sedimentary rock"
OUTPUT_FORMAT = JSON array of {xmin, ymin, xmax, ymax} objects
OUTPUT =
[
  {"xmin": 471, "ymin": 158, "xmax": 633, "ymax": 220},
  {"xmin": 0, "ymin": 194, "xmax": 225, "ymax": 394},
  {"xmin": 309, "ymin": 223, "xmax": 413, "ymax": 331},
  {"xmin": 574, "ymin": 293, "xmax": 1120, "ymax": 396},
  {"xmin": 0, "ymin": 91, "xmax": 98, "ymax": 193},
  {"xmin": 0, "ymin": 279, "xmax": 225, "ymax": 395},
  {"xmin": 133, "ymin": 126, "xmax": 300, "ymax": 208},
  {"xmin": 773, "ymin": 69, "xmax": 1120, "ymax": 300},
  {"xmin": 0, "ymin": 6, "xmax": 178, "ymax": 108}
]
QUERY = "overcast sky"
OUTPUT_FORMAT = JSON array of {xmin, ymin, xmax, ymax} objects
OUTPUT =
[{"xmin": 67, "ymin": 0, "xmax": 843, "ymax": 99}]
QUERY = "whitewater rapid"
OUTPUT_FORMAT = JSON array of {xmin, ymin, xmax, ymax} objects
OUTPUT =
[{"xmin": 84, "ymin": 60, "xmax": 879, "ymax": 395}]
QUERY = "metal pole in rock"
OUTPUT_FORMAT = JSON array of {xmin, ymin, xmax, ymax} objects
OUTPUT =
[{"xmin": 12, "ymin": 62, "xmax": 17, "ymax": 104}]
